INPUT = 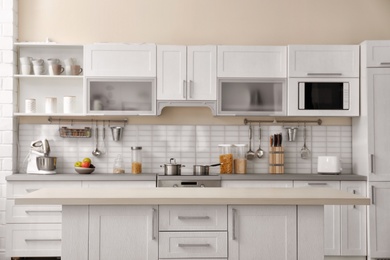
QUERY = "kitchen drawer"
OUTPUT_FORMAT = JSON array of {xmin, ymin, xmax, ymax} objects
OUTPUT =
[
  {"xmin": 7, "ymin": 181, "xmax": 82, "ymax": 198},
  {"xmin": 6, "ymin": 223, "xmax": 61, "ymax": 257},
  {"xmin": 81, "ymin": 180, "xmax": 156, "ymax": 188},
  {"xmin": 288, "ymin": 45, "xmax": 359, "ymax": 77},
  {"xmin": 159, "ymin": 205, "xmax": 227, "ymax": 231},
  {"xmin": 221, "ymin": 180, "xmax": 293, "ymax": 188},
  {"xmin": 6, "ymin": 199, "xmax": 62, "ymax": 224},
  {"xmin": 159, "ymin": 231, "xmax": 227, "ymax": 258}
]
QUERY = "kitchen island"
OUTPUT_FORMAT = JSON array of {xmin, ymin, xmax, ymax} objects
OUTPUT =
[{"xmin": 16, "ymin": 187, "xmax": 369, "ymax": 260}]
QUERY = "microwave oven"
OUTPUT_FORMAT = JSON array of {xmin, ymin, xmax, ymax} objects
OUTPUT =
[{"xmin": 288, "ymin": 78, "xmax": 359, "ymax": 116}]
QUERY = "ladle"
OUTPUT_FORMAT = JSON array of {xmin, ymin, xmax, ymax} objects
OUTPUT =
[
  {"xmin": 255, "ymin": 124, "xmax": 264, "ymax": 158},
  {"xmin": 92, "ymin": 123, "xmax": 102, "ymax": 157},
  {"xmin": 300, "ymin": 123, "xmax": 310, "ymax": 159},
  {"xmin": 246, "ymin": 124, "xmax": 255, "ymax": 160}
]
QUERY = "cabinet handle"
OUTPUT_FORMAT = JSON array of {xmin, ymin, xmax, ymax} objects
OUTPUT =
[
  {"xmin": 353, "ymin": 190, "xmax": 356, "ymax": 209},
  {"xmin": 307, "ymin": 183, "xmax": 327, "ymax": 186},
  {"xmin": 26, "ymin": 189, "xmax": 39, "ymax": 193},
  {"xmin": 178, "ymin": 243, "xmax": 210, "ymax": 247},
  {"xmin": 371, "ymin": 186, "xmax": 376, "ymax": 205},
  {"xmin": 371, "ymin": 154, "xmax": 374, "ymax": 173},
  {"xmin": 189, "ymin": 80, "xmax": 193, "ymax": 99},
  {"xmin": 25, "ymin": 210, "xmax": 62, "ymax": 214},
  {"xmin": 183, "ymin": 80, "xmax": 186, "ymax": 99},
  {"xmin": 25, "ymin": 238, "xmax": 61, "ymax": 242},
  {"xmin": 152, "ymin": 208, "xmax": 157, "ymax": 240},
  {"xmin": 178, "ymin": 216, "xmax": 210, "ymax": 220},
  {"xmin": 232, "ymin": 208, "xmax": 237, "ymax": 240},
  {"xmin": 380, "ymin": 62, "xmax": 390, "ymax": 65},
  {"xmin": 307, "ymin": 73, "xmax": 343, "ymax": 76}
]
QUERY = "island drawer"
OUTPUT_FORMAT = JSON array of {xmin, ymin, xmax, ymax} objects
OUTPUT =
[
  {"xmin": 159, "ymin": 231, "xmax": 227, "ymax": 258},
  {"xmin": 7, "ymin": 181, "xmax": 82, "ymax": 198},
  {"xmin": 6, "ymin": 223, "xmax": 62, "ymax": 257},
  {"xmin": 159, "ymin": 205, "xmax": 227, "ymax": 231},
  {"xmin": 6, "ymin": 200, "xmax": 62, "ymax": 223}
]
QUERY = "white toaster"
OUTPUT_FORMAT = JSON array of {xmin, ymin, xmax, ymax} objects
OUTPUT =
[{"xmin": 317, "ymin": 156, "xmax": 342, "ymax": 174}]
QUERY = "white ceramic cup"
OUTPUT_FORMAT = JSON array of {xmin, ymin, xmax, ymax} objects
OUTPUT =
[
  {"xmin": 64, "ymin": 58, "xmax": 76, "ymax": 66},
  {"xmin": 32, "ymin": 59, "xmax": 44, "ymax": 66},
  {"xmin": 45, "ymin": 97, "xmax": 57, "ymax": 113},
  {"xmin": 63, "ymin": 96, "xmax": 76, "ymax": 113},
  {"xmin": 33, "ymin": 65, "xmax": 45, "ymax": 75},
  {"xmin": 47, "ymin": 58, "xmax": 60, "ymax": 65},
  {"xmin": 20, "ymin": 56, "xmax": 32, "ymax": 65},
  {"xmin": 20, "ymin": 64, "xmax": 32, "ymax": 75},
  {"xmin": 25, "ymin": 99, "xmax": 36, "ymax": 113}
]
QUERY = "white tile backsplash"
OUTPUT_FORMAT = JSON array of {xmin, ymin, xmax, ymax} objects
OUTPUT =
[{"xmin": 18, "ymin": 124, "xmax": 353, "ymax": 174}]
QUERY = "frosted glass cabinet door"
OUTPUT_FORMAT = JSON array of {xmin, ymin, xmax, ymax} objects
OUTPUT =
[
  {"xmin": 218, "ymin": 79, "xmax": 286, "ymax": 116},
  {"xmin": 87, "ymin": 78, "xmax": 156, "ymax": 115}
]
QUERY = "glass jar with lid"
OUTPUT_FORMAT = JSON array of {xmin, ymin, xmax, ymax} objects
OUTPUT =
[
  {"xmin": 234, "ymin": 144, "xmax": 247, "ymax": 174},
  {"xmin": 131, "ymin": 146, "xmax": 142, "ymax": 174},
  {"xmin": 218, "ymin": 144, "xmax": 234, "ymax": 174},
  {"xmin": 113, "ymin": 154, "xmax": 125, "ymax": 174}
]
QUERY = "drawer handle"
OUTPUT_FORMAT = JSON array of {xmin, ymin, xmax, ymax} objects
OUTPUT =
[
  {"xmin": 178, "ymin": 216, "xmax": 210, "ymax": 220},
  {"xmin": 25, "ymin": 238, "xmax": 61, "ymax": 242},
  {"xmin": 152, "ymin": 208, "xmax": 157, "ymax": 240},
  {"xmin": 25, "ymin": 210, "xmax": 62, "ymax": 214},
  {"xmin": 353, "ymin": 190, "xmax": 356, "ymax": 209},
  {"xmin": 232, "ymin": 208, "xmax": 237, "ymax": 240},
  {"xmin": 307, "ymin": 183, "xmax": 327, "ymax": 186},
  {"xmin": 26, "ymin": 189, "xmax": 39, "ymax": 193},
  {"xmin": 380, "ymin": 62, "xmax": 390, "ymax": 65},
  {"xmin": 307, "ymin": 73, "xmax": 343, "ymax": 76},
  {"xmin": 178, "ymin": 243, "xmax": 210, "ymax": 247}
]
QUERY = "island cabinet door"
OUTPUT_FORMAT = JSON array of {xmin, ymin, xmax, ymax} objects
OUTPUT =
[
  {"xmin": 89, "ymin": 205, "xmax": 158, "ymax": 260},
  {"xmin": 228, "ymin": 206, "xmax": 297, "ymax": 260}
]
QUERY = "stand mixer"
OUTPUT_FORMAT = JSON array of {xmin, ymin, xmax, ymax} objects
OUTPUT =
[{"xmin": 26, "ymin": 139, "xmax": 57, "ymax": 174}]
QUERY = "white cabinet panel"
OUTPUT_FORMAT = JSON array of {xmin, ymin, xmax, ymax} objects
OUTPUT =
[
  {"xmin": 362, "ymin": 40, "xmax": 390, "ymax": 68},
  {"xmin": 157, "ymin": 45, "xmax": 187, "ymax": 100},
  {"xmin": 6, "ymin": 223, "xmax": 61, "ymax": 257},
  {"xmin": 6, "ymin": 200, "xmax": 62, "ymax": 223},
  {"xmin": 294, "ymin": 181, "xmax": 341, "ymax": 256},
  {"xmin": 89, "ymin": 205, "xmax": 158, "ymax": 260},
  {"xmin": 367, "ymin": 69, "xmax": 390, "ymax": 181},
  {"xmin": 7, "ymin": 181, "xmax": 82, "ymax": 198},
  {"xmin": 370, "ymin": 182, "xmax": 390, "ymax": 258},
  {"xmin": 340, "ymin": 181, "xmax": 367, "ymax": 256},
  {"xmin": 217, "ymin": 46, "xmax": 287, "ymax": 78},
  {"xmin": 84, "ymin": 44, "xmax": 156, "ymax": 77},
  {"xmin": 159, "ymin": 205, "xmax": 227, "ymax": 231},
  {"xmin": 159, "ymin": 231, "xmax": 227, "ymax": 258},
  {"xmin": 221, "ymin": 180, "xmax": 293, "ymax": 188},
  {"xmin": 288, "ymin": 45, "xmax": 359, "ymax": 77},
  {"xmin": 228, "ymin": 205, "xmax": 296, "ymax": 260},
  {"xmin": 81, "ymin": 180, "xmax": 156, "ymax": 188},
  {"xmin": 157, "ymin": 45, "xmax": 216, "ymax": 101}
]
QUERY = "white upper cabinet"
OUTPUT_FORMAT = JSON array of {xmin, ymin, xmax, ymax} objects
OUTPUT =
[
  {"xmin": 157, "ymin": 45, "xmax": 217, "ymax": 101},
  {"xmin": 84, "ymin": 44, "xmax": 156, "ymax": 77},
  {"xmin": 217, "ymin": 46, "xmax": 287, "ymax": 78},
  {"xmin": 361, "ymin": 40, "xmax": 390, "ymax": 68},
  {"xmin": 288, "ymin": 45, "xmax": 359, "ymax": 78}
]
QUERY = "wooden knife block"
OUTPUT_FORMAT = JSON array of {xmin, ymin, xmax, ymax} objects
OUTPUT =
[{"xmin": 269, "ymin": 146, "xmax": 284, "ymax": 174}]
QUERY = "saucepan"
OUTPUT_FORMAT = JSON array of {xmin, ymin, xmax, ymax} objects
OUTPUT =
[
  {"xmin": 193, "ymin": 163, "xmax": 221, "ymax": 175},
  {"xmin": 161, "ymin": 158, "xmax": 185, "ymax": 175}
]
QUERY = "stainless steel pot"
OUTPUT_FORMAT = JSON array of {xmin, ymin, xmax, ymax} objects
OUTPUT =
[
  {"xmin": 160, "ymin": 158, "xmax": 185, "ymax": 175},
  {"xmin": 36, "ymin": 156, "xmax": 57, "ymax": 171},
  {"xmin": 193, "ymin": 163, "xmax": 221, "ymax": 175}
]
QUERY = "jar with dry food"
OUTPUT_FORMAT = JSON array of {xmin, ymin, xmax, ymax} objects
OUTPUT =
[
  {"xmin": 113, "ymin": 154, "xmax": 125, "ymax": 174},
  {"xmin": 131, "ymin": 146, "xmax": 142, "ymax": 174},
  {"xmin": 218, "ymin": 144, "xmax": 233, "ymax": 174},
  {"xmin": 234, "ymin": 144, "xmax": 247, "ymax": 174}
]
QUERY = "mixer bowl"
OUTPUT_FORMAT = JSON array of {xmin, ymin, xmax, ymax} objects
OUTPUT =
[{"xmin": 36, "ymin": 156, "xmax": 57, "ymax": 171}]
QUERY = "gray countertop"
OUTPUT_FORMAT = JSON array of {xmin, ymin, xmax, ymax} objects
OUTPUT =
[{"xmin": 6, "ymin": 173, "xmax": 367, "ymax": 181}]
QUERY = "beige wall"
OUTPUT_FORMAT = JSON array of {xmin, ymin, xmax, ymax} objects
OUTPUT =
[{"xmin": 17, "ymin": 0, "xmax": 390, "ymax": 125}]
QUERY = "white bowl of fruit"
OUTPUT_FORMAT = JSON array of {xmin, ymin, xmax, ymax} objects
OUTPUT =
[{"xmin": 74, "ymin": 158, "xmax": 95, "ymax": 174}]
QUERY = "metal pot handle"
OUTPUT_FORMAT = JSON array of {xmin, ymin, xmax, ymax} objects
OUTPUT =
[{"xmin": 170, "ymin": 158, "xmax": 176, "ymax": 164}]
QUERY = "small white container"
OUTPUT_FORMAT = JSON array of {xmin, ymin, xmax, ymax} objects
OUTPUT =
[
  {"xmin": 25, "ymin": 99, "xmax": 36, "ymax": 113},
  {"xmin": 45, "ymin": 97, "xmax": 57, "ymax": 113},
  {"xmin": 63, "ymin": 96, "xmax": 76, "ymax": 113}
]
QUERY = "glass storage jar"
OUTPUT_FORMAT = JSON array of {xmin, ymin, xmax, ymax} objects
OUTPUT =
[
  {"xmin": 131, "ymin": 146, "xmax": 142, "ymax": 174},
  {"xmin": 234, "ymin": 144, "xmax": 247, "ymax": 174},
  {"xmin": 218, "ymin": 144, "xmax": 234, "ymax": 174},
  {"xmin": 113, "ymin": 154, "xmax": 125, "ymax": 174}
]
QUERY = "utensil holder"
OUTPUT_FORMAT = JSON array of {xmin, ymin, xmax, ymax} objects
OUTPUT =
[
  {"xmin": 286, "ymin": 127, "xmax": 297, "ymax": 142},
  {"xmin": 268, "ymin": 146, "xmax": 284, "ymax": 174},
  {"xmin": 110, "ymin": 126, "xmax": 123, "ymax": 141}
]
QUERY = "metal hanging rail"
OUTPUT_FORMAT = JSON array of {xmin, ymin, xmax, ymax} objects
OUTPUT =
[
  {"xmin": 244, "ymin": 118, "xmax": 322, "ymax": 126},
  {"xmin": 47, "ymin": 117, "xmax": 128, "ymax": 126}
]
